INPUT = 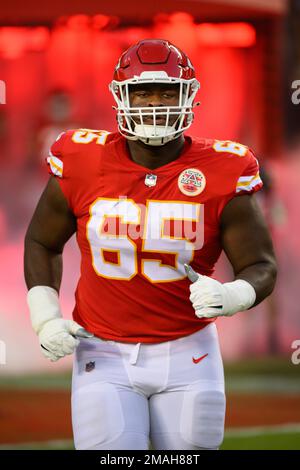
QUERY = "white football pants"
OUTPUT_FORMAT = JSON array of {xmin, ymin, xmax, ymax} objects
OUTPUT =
[{"xmin": 71, "ymin": 323, "xmax": 226, "ymax": 450}]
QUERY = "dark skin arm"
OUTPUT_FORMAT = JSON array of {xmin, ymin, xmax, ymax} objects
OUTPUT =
[
  {"xmin": 24, "ymin": 177, "xmax": 76, "ymax": 292},
  {"xmin": 220, "ymin": 194, "xmax": 277, "ymax": 306}
]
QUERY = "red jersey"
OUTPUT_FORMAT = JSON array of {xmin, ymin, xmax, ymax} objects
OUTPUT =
[{"xmin": 47, "ymin": 129, "xmax": 263, "ymax": 343}]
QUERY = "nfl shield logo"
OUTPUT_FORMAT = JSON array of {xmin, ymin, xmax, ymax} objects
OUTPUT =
[
  {"xmin": 85, "ymin": 361, "xmax": 95, "ymax": 372},
  {"xmin": 144, "ymin": 174, "xmax": 157, "ymax": 187}
]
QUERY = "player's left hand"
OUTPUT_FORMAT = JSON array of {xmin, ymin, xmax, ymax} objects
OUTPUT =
[{"xmin": 184, "ymin": 264, "xmax": 256, "ymax": 318}]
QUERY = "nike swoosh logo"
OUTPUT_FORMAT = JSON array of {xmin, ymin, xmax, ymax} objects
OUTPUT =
[{"xmin": 192, "ymin": 353, "xmax": 208, "ymax": 364}]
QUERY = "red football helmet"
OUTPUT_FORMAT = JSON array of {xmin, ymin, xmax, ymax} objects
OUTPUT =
[{"xmin": 109, "ymin": 39, "xmax": 200, "ymax": 146}]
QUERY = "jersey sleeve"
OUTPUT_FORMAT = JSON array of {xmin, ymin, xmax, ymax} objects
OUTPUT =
[
  {"xmin": 46, "ymin": 128, "xmax": 113, "ymax": 214},
  {"xmin": 235, "ymin": 149, "xmax": 263, "ymax": 196},
  {"xmin": 215, "ymin": 145, "xmax": 264, "ymax": 221},
  {"xmin": 46, "ymin": 130, "xmax": 74, "ymax": 208},
  {"xmin": 47, "ymin": 132, "xmax": 66, "ymax": 178}
]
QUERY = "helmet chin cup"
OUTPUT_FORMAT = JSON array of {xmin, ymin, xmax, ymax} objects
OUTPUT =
[{"xmin": 134, "ymin": 124, "xmax": 179, "ymax": 146}]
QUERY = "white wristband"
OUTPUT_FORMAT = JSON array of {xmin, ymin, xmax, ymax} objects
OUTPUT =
[
  {"xmin": 223, "ymin": 279, "xmax": 256, "ymax": 316},
  {"xmin": 27, "ymin": 286, "xmax": 62, "ymax": 334}
]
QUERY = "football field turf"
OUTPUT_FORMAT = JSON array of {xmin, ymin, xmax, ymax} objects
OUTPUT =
[
  {"xmin": 1, "ymin": 425, "xmax": 300, "ymax": 450},
  {"xmin": 0, "ymin": 358, "xmax": 299, "ymax": 450}
]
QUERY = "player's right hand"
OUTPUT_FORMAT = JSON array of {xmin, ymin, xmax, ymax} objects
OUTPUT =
[
  {"xmin": 38, "ymin": 318, "xmax": 93, "ymax": 362},
  {"xmin": 27, "ymin": 285, "xmax": 94, "ymax": 362}
]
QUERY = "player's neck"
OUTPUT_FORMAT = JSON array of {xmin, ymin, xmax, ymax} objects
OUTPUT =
[{"xmin": 126, "ymin": 135, "xmax": 185, "ymax": 170}]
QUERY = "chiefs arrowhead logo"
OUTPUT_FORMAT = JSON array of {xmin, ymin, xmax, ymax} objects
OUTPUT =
[{"xmin": 178, "ymin": 168, "xmax": 206, "ymax": 196}]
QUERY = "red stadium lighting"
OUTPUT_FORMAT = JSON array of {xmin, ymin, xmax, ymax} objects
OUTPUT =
[
  {"xmin": 28, "ymin": 27, "xmax": 49, "ymax": 51},
  {"xmin": 153, "ymin": 11, "xmax": 197, "ymax": 52},
  {"xmin": 224, "ymin": 23, "xmax": 256, "ymax": 47},
  {"xmin": 107, "ymin": 16, "xmax": 120, "ymax": 30},
  {"xmin": 169, "ymin": 11, "xmax": 194, "ymax": 24},
  {"xmin": 196, "ymin": 24, "xmax": 220, "ymax": 45},
  {"xmin": 0, "ymin": 28, "xmax": 26, "ymax": 59},
  {"xmin": 55, "ymin": 16, "xmax": 69, "ymax": 27},
  {"xmin": 93, "ymin": 14, "xmax": 110, "ymax": 30},
  {"xmin": 196, "ymin": 23, "xmax": 256, "ymax": 47},
  {"xmin": 0, "ymin": 27, "xmax": 49, "ymax": 59},
  {"xmin": 67, "ymin": 14, "xmax": 90, "ymax": 30}
]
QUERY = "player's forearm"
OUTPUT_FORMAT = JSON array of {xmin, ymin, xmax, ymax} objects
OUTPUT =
[
  {"xmin": 235, "ymin": 260, "xmax": 277, "ymax": 306},
  {"xmin": 25, "ymin": 236, "xmax": 92, "ymax": 363},
  {"xmin": 24, "ymin": 237, "xmax": 63, "ymax": 292}
]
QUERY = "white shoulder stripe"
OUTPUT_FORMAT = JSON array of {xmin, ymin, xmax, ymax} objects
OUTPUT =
[
  {"xmin": 47, "ymin": 155, "xmax": 63, "ymax": 178},
  {"xmin": 237, "ymin": 172, "xmax": 259, "ymax": 183},
  {"xmin": 236, "ymin": 177, "xmax": 262, "ymax": 193}
]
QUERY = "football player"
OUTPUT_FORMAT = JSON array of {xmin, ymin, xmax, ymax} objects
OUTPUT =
[{"xmin": 24, "ymin": 39, "xmax": 277, "ymax": 450}]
